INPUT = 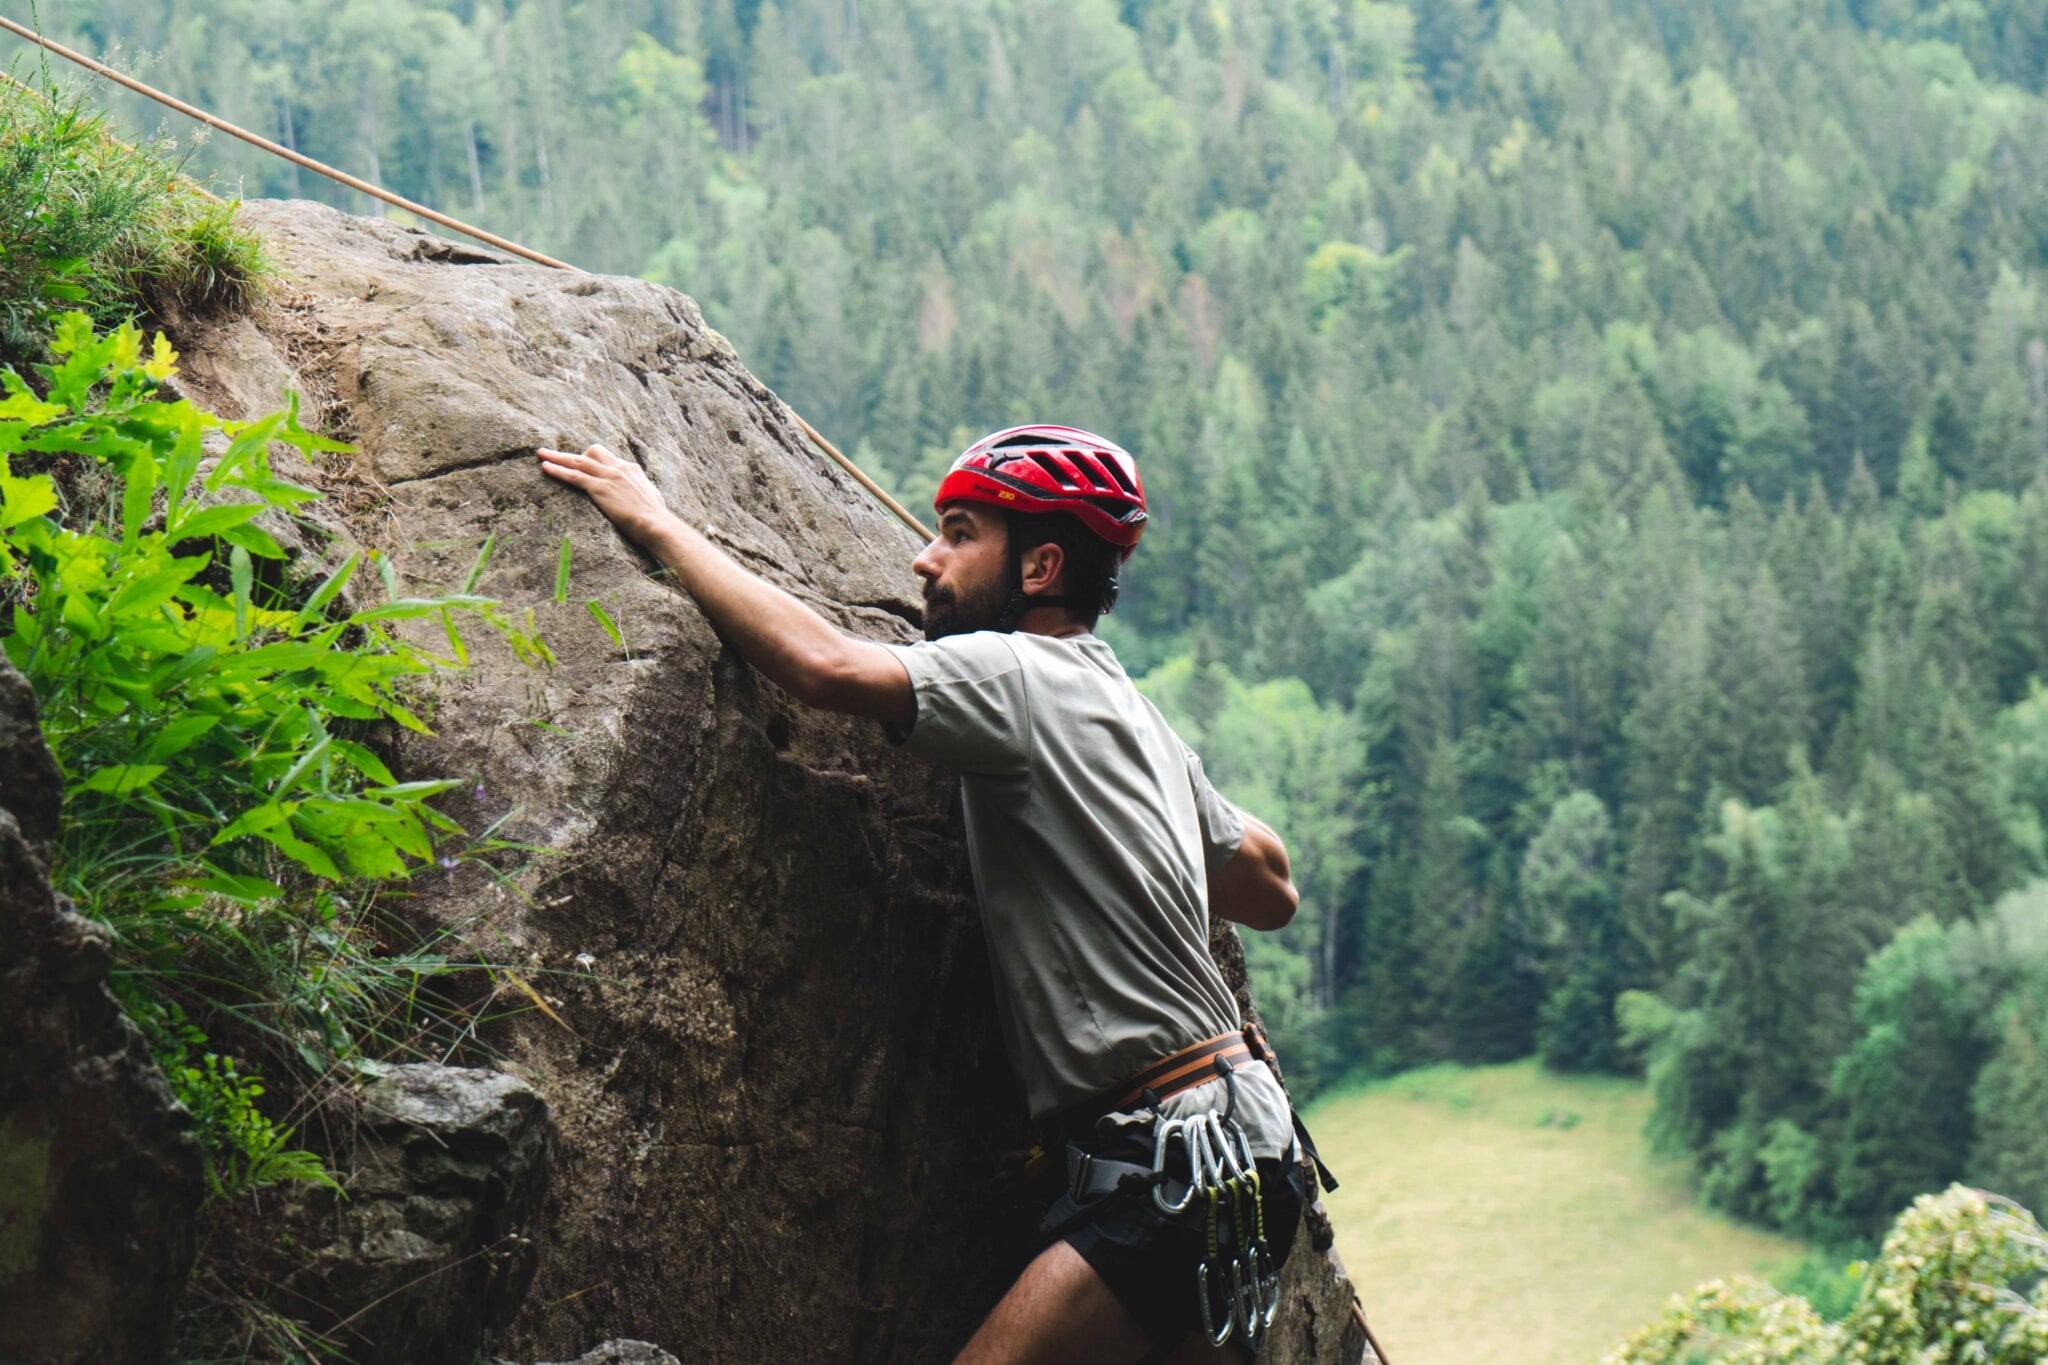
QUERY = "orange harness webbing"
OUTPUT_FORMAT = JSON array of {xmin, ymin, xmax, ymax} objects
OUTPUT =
[{"xmin": 1108, "ymin": 1031, "xmax": 1255, "ymax": 1111}]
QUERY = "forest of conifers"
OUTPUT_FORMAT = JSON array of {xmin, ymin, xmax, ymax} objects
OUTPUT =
[{"xmin": 27, "ymin": 0, "xmax": 2048, "ymax": 1250}]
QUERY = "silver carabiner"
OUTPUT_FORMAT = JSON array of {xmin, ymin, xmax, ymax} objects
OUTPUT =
[
  {"xmin": 1256, "ymin": 1239, "xmax": 1281, "ymax": 1326},
  {"xmin": 1198, "ymin": 1108, "xmax": 1250, "ymax": 1180},
  {"xmin": 1189, "ymin": 1113, "xmax": 1219, "ymax": 1196},
  {"xmin": 1197, "ymin": 1258, "xmax": 1235, "ymax": 1346},
  {"xmin": 1223, "ymin": 1114, "xmax": 1256, "ymax": 1176},
  {"xmin": 1232, "ymin": 1255, "xmax": 1259, "ymax": 1349},
  {"xmin": 1198, "ymin": 1112, "xmax": 1235, "ymax": 1190},
  {"xmin": 1151, "ymin": 1117, "xmax": 1197, "ymax": 1215}
]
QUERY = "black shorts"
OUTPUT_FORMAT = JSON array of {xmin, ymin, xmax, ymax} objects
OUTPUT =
[{"xmin": 1055, "ymin": 1128, "xmax": 1308, "ymax": 1350}]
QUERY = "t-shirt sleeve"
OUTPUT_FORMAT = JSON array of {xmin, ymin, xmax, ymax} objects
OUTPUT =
[
  {"xmin": 879, "ymin": 634, "xmax": 1031, "ymax": 775},
  {"xmin": 1182, "ymin": 743, "xmax": 1248, "ymax": 876}
]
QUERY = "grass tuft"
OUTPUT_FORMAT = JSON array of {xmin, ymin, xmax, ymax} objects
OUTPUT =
[{"xmin": 0, "ymin": 71, "xmax": 269, "ymax": 360}]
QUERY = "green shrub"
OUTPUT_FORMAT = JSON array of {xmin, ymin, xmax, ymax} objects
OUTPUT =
[
  {"xmin": 1605, "ymin": 1185, "xmax": 2048, "ymax": 1363},
  {"xmin": 0, "ymin": 75, "xmax": 267, "ymax": 359},
  {"xmin": 2, "ymin": 314, "xmax": 543, "ymax": 1193},
  {"xmin": 151, "ymin": 1003, "xmax": 338, "ymax": 1200},
  {"xmin": 1768, "ymin": 1247, "xmax": 1869, "ymax": 1324}
]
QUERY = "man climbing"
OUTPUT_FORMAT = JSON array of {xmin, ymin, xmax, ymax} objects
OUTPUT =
[{"xmin": 537, "ymin": 425, "xmax": 1329, "ymax": 1363}]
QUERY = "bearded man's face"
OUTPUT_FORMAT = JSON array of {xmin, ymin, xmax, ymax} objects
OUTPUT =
[{"xmin": 912, "ymin": 504, "xmax": 1016, "ymax": 640}]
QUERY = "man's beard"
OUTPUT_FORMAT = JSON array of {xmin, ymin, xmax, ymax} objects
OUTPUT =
[{"xmin": 922, "ymin": 567, "xmax": 1014, "ymax": 640}]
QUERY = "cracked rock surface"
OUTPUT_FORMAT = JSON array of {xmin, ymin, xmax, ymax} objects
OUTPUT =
[
  {"xmin": 275, "ymin": 1064, "xmax": 554, "ymax": 1364},
  {"xmin": 163, "ymin": 199, "xmax": 1368, "ymax": 1363},
  {"xmin": 497, "ymin": 1340, "xmax": 681, "ymax": 1365},
  {"xmin": 0, "ymin": 656, "xmax": 205, "ymax": 1365}
]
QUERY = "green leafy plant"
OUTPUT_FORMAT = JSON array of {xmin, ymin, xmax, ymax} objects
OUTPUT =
[
  {"xmin": 1, "ymin": 313, "xmax": 543, "ymax": 1194},
  {"xmin": 154, "ymin": 1006, "xmax": 337, "ymax": 1200}
]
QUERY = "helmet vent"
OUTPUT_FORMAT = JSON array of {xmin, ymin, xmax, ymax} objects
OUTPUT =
[
  {"xmin": 1090, "ymin": 454, "xmax": 1140, "ymax": 497},
  {"xmin": 1027, "ymin": 452, "xmax": 1081, "ymax": 488}
]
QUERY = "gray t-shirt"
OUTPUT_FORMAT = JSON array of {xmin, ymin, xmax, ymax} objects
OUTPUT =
[{"xmin": 882, "ymin": 630, "xmax": 1294, "ymax": 1158}]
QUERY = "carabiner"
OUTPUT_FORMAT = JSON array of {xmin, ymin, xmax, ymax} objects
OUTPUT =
[
  {"xmin": 1255, "ymin": 1239, "xmax": 1281, "ymax": 1326},
  {"xmin": 1187, "ymin": 1113, "xmax": 1217, "ymax": 1197},
  {"xmin": 1232, "ymin": 1254, "xmax": 1259, "ymax": 1349},
  {"xmin": 1198, "ymin": 1112, "xmax": 1234, "ymax": 1190},
  {"xmin": 1197, "ymin": 1258, "xmax": 1235, "ymax": 1346},
  {"xmin": 1222, "ymin": 1113, "xmax": 1256, "ymax": 1175},
  {"xmin": 1151, "ymin": 1117, "xmax": 1197, "ymax": 1215}
]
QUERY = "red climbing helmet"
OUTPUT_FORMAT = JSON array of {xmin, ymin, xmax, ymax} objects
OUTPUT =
[{"xmin": 935, "ymin": 425, "xmax": 1148, "ymax": 557}]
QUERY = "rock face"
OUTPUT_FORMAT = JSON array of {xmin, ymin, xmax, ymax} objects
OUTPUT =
[
  {"xmin": 504, "ymin": 1341, "xmax": 681, "ymax": 1365},
  {"xmin": 283, "ymin": 1065, "xmax": 555, "ymax": 1364},
  {"xmin": 164, "ymin": 198, "xmax": 1369, "ymax": 1362},
  {"xmin": 0, "ymin": 657, "xmax": 206, "ymax": 1365}
]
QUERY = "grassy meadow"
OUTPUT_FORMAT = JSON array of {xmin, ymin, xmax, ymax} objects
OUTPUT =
[{"xmin": 1306, "ymin": 1061, "xmax": 1811, "ymax": 1365}]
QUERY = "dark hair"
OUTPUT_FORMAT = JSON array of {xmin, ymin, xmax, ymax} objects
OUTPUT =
[{"xmin": 1006, "ymin": 510, "xmax": 1125, "ymax": 626}]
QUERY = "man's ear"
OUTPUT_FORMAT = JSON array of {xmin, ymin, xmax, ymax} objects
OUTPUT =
[{"xmin": 1018, "ymin": 538, "xmax": 1066, "ymax": 597}]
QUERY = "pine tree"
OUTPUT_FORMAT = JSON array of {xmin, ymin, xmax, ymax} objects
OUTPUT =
[
  {"xmin": 1622, "ymin": 567, "xmax": 1713, "ymax": 975},
  {"xmin": 1831, "ymin": 919, "xmax": 1988, "ymax": 1232},
  {"xmin": 1409, "ymin": 735, "xmax": 1482, "ymax": 1044},
  {"xmin": 1706, "ymin": 567, "xmax": 1811, "ymax": 805},
  {"xmin": 1968, "ymin": 977, "xmax": 2048, "ymax": 1220},
  {"xmin": 1522, "ymin": 791, "xmax": 1637, "ymax": 1071},
  {"xmin": 1920, "ymin": 699, "xmax": 2027, "ymax": 913}
]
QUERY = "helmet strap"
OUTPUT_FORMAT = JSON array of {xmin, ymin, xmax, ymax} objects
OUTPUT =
[
  {"xmin": 995, "ymin": 538, "xmax": 1080, "ymax": 632},
  {"xmin": 993, "ymin": 515, "xmax": 1118, "ymax": 631},
  {"xmin": 995, "ymin": 590, "xmax": 1077, "ymax": 633}
]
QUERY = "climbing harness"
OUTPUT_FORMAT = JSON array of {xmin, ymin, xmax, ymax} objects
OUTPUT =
[
  {"xmin": 1113, "ymin": 1030, "xmax": 1254, "ymax": 1110},
  {"xmin": 1049, "ymin": 1055, "xmax": 1284, "ymax": 1351},
  {"xmin": 1054, "ymin": 1026, "xmax": 1341, "ymax": 1196}
]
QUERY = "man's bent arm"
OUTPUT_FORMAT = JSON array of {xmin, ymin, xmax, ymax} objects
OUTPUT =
[
  {"xmin": 1210, "ymin": 814, "xmax": 1299, "ymax": 931},
  {"xmin": 537, "ymin": 444, "xmax": 914, "ymax": 725}
]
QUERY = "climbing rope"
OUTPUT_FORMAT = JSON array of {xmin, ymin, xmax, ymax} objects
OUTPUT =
[{"xmin": 0, "ymin": 13, "xmax": 934, "ymax": 542}]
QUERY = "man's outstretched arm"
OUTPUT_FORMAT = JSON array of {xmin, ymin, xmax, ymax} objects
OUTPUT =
[
  {"xmin": 537, "ymin": 443, "xmax": 914, "ymax": 725},
  {"xmin": 1210, "ymin": 814, "xmax": 1299, "ymax": 931}
]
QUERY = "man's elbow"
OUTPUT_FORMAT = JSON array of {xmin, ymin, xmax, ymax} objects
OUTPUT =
[
  {"xmin": 1252, "ymin": 879, "xmax": 1300, "ymax": 931},
  {"xmin": 1222, "ymin": 876, "xmax": 1299, "ymax": 932},
  {"xmin": 786, "ymin": 644, "xmax": 849, "ymax": 710},
  {"xmin": 787, "ymin": 640, "xmax": 912, "ymax": 726}
]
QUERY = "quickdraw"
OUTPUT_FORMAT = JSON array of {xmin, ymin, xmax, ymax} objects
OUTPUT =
[{"xmin": 1154, "ymin": 1079, "xmax": 1275, "ymax": 1351}]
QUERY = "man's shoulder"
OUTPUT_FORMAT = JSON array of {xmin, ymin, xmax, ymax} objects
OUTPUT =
[
  {"xmin": 886, "ymin": 630, "xmax": 1023, "ymax": 675},
  {"xmin": 898, "ymin": 629, "xmax": 1126, "ymax": 680},
  {"xmin": 1005, "ymin": 630, "xmax": 1123, "ymax": 673}
]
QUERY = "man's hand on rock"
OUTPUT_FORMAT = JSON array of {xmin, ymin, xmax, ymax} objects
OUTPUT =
[
  {"xmin": 536, "ymin": 443, "xmax": 677, "ymax": 547},
  {"xmin": 537, "ymin": 439, "xmax": 913, "ymax": 725}
]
